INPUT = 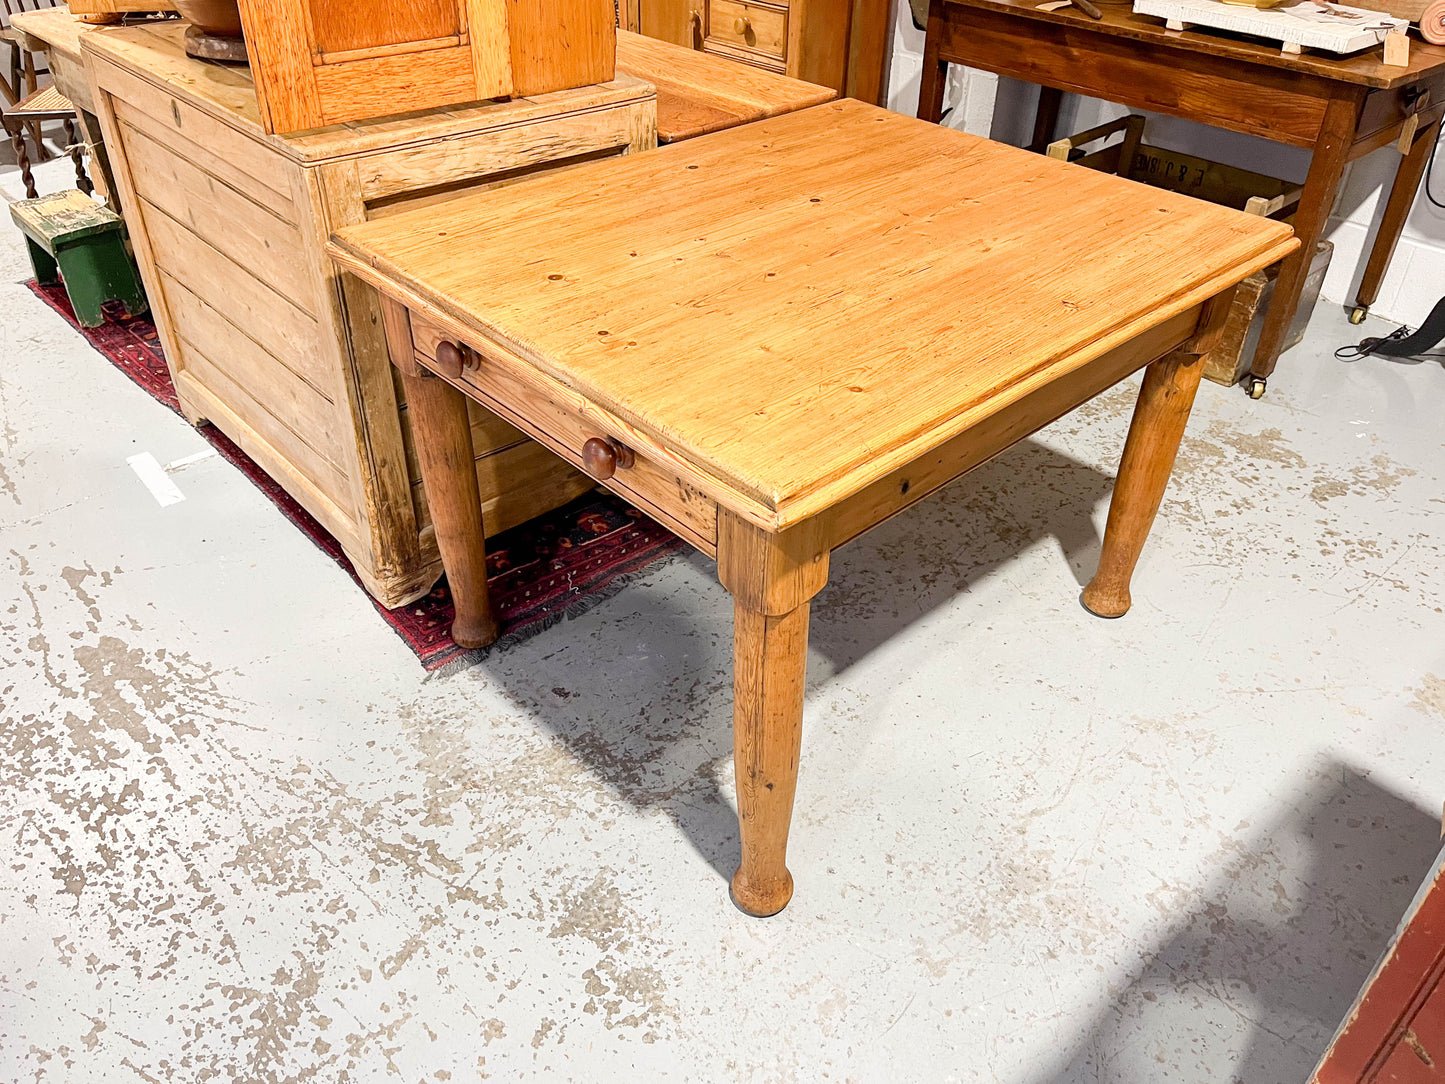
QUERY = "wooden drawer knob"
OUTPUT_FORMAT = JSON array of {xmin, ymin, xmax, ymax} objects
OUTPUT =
[
  {"xmin": 581, "ymin": 436, "xmax": 634, "ymax": 480},
  {"xmin": 734, "ymin": 15, "xmax": 752, "ymax": 34},
  {"xmin": 434, "ymin": 340, "xmax": 479, "ymax": 379}
]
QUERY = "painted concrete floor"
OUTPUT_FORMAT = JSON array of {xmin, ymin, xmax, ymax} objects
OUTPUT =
[{"xmin": 3, "ymin": 153, "xmax": 1445, "ymax": 1083}]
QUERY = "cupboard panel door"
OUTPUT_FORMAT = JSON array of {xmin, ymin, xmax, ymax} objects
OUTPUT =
[{"xmin": 236, "ymin": 0, "xmax": 615, "ymax": 134}]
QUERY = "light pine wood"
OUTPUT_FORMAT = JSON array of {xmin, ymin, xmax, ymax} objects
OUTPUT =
[
  {"xmin": 331, "ymin": 101, "xmax": 1296, "ymax": 532},
  {"xmin": 1080, "ymin": 290, "xmax": 1234, "ymax": 618},
  {"xmin": 389, "ymin": 301, "xmax": 499, "ymax": 648},
  {"xmin": 333, "ymin": 102, "xmax": 1296, "ymax": 914},
  {"xmin": 507, "ymin": 0, "xmax": 616, "ymax": 96},
  {"xmin": 84, "ymin": 22, "xmax": 656, "ymax": 607},
  {"xmin": 729, "ymin": 600, "xmax": 810, "ymax": 916},
  {"xmin": 616, "ymin": 28, "xmax": 833, "ymax": 141}
]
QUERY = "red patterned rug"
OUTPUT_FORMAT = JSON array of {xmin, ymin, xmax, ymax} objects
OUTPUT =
[{"xmin": 30, "ymin": 281, "xmax": 686, "ymax": 671}]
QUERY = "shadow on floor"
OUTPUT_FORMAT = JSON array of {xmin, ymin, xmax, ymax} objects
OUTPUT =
[
  {"xmin": 474, "ymin": 436, "xmax": 1120, "ymax": 883},
  {"xmin": 1025, "ymin": 764, "xmax": 1442, "ymax": 1084}
]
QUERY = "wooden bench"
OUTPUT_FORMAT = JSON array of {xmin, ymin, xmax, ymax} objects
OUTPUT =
[{"xmin": 11, "ymin": 188, "xmax": 146, "ymax": 327}]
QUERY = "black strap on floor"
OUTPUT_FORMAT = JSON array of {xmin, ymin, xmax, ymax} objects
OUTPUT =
[{"xmin": 1341, "ymin": 295, "xmax": 1445, "ymax": 360}]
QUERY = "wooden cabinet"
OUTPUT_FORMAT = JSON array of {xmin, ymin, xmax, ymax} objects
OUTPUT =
[
  {"xmin": 237, "ymin": 0, "xmax": 616, "ymax": 134},
  {"xmin": 620, "ymin": 0, "xmax": 888, "ymax": 101},
  {"xmin": 83, "ymin": 20, "xmax": 656, "ymax": 607}
]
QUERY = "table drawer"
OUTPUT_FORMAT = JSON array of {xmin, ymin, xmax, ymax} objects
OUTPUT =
[
  {"xmin": 410, "ymin": 318, "xmax": 719, "ymax": 556},
  {"xmin": 708, "ymin": 0, "xmax": 788, "ymax": 60}
]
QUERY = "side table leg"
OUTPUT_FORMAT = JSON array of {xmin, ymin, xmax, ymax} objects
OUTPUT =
[
  {"xmin": 1248, "ymin": 92, "xmax": 1360, "ymax": 383},
  {"xmin": 1352, "ymin": 116, "xmax": 1442, "ymax": 323},
  {"xmin": 384, "ymin": 299, "xmax": 498, "ymax": 648},
  {"xmin": 718, "ymin": 511, "xmax": 829, "ymax": 916},
  {"xmin": 1028, "ymin": 86, "xmax": 1065, "ymax": 153},
  {"xmin": 917, "ymin": 0, "xmax": 949, "ymax": 124},
  {"xmin": 1083, "ymin": 348, "xmax": 1209, "ymax": 619}
]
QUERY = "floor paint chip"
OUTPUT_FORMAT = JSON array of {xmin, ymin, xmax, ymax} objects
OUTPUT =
[{"xmin": 127, "ymin": 452, "xmax": 186, "ymax": 507}]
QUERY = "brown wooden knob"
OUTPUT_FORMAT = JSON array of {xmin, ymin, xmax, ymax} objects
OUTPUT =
[
  {"xmin": 435, "ymin": 340, "xmax": 465, "ymax": 379},
  {"xmin": 581, "ymin": 437, "xmax": 634, "ymax": 480},
  {"xmin": 582, "ymin": 437, "xmax": 618, "ymax": 480},
  {"xmin": 734, "ymin": 15, "xmax": 751, "ymax": 34}
]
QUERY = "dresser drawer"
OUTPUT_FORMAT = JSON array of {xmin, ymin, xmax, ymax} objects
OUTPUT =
[
  {"xmin": 708, "ymin": 0, "xmax": 788, "ymax": 60},
  {"xmin": 410, "ymin": 318, "xmax": 719, "ymax": 556}
]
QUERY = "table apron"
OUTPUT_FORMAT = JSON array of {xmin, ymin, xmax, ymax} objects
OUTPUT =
[
  {"xmin": 934, "ymin": 9, "xmax": 1335, "ymax": 148},
  {"xmin": 408, "ymin": 315, "xmax": 722, "ymax": 557},
  {"xmin": 1354, "ymin": 75, "xmax": 1445, "ymax": 156},
  {"xmin": 821, "ymin": 304, "xmax": 1203, "ymax": 551}
]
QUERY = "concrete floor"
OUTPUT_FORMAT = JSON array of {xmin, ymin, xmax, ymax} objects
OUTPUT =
[{"xmin": 3, "ymin": 152, "xmax": 1445, "ymax": 1084}]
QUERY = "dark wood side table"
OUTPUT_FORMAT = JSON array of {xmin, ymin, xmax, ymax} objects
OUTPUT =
[{"xmin": 917, "ymin": 0, "xmax": 1445, "ymax": 396}]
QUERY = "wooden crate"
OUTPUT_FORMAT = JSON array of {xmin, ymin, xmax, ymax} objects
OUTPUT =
[
  {"xmin": 84, "ymin": 21, "xmax": 657, "ymax": 607},
  {"xmin": 1048, "ymin": 115, "xmax": 1327, "ymax": 386}
]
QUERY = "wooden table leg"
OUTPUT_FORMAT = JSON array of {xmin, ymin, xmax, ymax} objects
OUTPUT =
[
  {"xmin": 1081, "ymin": 289, "xmax": 1231, "ymax": 618},
  {"xmin": 1247, "ymin": 92, "xmax": 1361, "ymax": 388},
  {"xmin": 718, "ymin": 511, "xmax": 829, "ymax": 916},
  {"xmin": 382, "ymin": 299, "xmax": 499, "ymax": 648},
  {"xmin": 1351, "ymin": 115, "xmax": 1443, "ymax": 324},
  {"xmin": 1028, "ymin": 86, "xmax": 1065, "ymax": 154},
  {"xmin": 918, "ymin": 0, "xmax": 950, "ymax": 124}
]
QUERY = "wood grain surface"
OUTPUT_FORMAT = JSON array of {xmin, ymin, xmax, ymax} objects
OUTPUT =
[{"xmin": 331, "ymin": 100, "xmax": 1295, "ymax": 527}]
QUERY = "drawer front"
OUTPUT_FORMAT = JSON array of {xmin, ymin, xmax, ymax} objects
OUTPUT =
[
  {"xmin": 410, "ymin": 318, "xmax": 719, "ymax": 556},
  {"xmin": 708, "ymin": 0, "xmax": 788, "ymax": 60}
]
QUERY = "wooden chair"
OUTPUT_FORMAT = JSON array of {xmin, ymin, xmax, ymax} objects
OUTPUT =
[{"xmin": 2, "ymin": 0, "xmax": 62, "ymax": 155}]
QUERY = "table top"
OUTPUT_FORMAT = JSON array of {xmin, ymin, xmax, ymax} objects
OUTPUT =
[
  {"xmin": 616, "ymin": 31, "xmax": 834, "ymax": 143},
  {"xmin": 330, "ymin": 100, "xmax": 1296, "ymax": 524},
  {"xmin": 8, "ymin": 6, "xmax": 87, "ymax": 63},
  {"xmin": 943, "ymin": 0, "xmax": 1445, "ymax": 88}
]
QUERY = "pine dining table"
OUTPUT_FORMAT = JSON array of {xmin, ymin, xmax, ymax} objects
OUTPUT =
[{"xmin": 328, "ymin": 99, "xmax": 1297, "ymax": 917}]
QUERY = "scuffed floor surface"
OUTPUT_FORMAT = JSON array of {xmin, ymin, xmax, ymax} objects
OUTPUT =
[{"xmin": 4, "ymin": 159, "xmax": 1445, "ymax": 1082}]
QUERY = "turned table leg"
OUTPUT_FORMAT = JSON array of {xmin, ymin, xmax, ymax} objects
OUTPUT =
[
  {"xmin": 1082, "ymin": 290, "xmax": 1233, "ymax": 618},
  {"xmin": 718, "ymin": 511, "xmax": 829, "ymax": 916},
  {"xmin": 381, "ymin": 298, "xmax": 498, "ymax": 648}
]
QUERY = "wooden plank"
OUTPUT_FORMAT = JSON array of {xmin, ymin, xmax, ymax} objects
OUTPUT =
[
  {"xmin": 118, "ymin": 122, "xmax": 315, "ymax": 311},
  {"xmin": 308, "ymin": 0, "xmax": 462, "ymax": 55},
  {"xmin": 330, "ymin": 100, "xmax": 1297, "ymax": 528},
  {"xmin": 508, "ymin": 0, "xmax": 617, "ymax": 96},
  {"xmin": 140, "ymin": 201, "xmax": 327, "ymax": 387},
  {"xmin": 465, "ymin": 0, "xmax": 515, "ymax": 100},
  {"xmin": 160, "ymin": 271, "xmax": 349, "ymax": 470},
  {"xmin": 171, "ymin": 335, "xmax": 355, "ymax": 512},
  {"xmin": 357, "ymin": 100, "xmax": 655, "ymax": 199},
  {"xmin": 103, "ymin": 67, "xmax": 297, "ymax": 211},
  {"xmin": 235, "ymin": 0, "xmax": 325, "ymax": 133}
]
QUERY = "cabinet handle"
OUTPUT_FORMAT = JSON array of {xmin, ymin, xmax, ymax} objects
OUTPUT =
[
  {"xmin": 734, "ymin": 15, "xmax": 752, "ymax": 35},
  {"xmin": 689, "ymin": 8, "xmax": 703, "ymax": 49},
  {"xmin": 581, "ymin": 436, "xmax": 635, "ymax": 480}
]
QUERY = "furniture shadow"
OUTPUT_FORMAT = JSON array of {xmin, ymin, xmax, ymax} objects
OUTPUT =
[
  {"xmin": 471, "ymin": 437, "xmax": 1118, "ymax": 885},
  {"xmin": 810, "ymin": 437, "xmax": 1116, "ymax": 673},
  {"xmin": 1023, "ymin": 763, "xmax": 1442, "ymax": 1084}
]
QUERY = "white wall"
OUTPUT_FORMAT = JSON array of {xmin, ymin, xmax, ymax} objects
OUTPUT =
[{"xmin": 881, "ymin": 0, "xmax": 1445, "ymax": 327}]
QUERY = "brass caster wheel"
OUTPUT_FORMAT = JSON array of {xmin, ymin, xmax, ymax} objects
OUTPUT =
[
  {"xmin": 1349, "ymin": 306, "xmax": 1368, "ymax": 325},
  {"xmin": 1245, "ymin": 376, "xmax": 1267, "ymax": 400}
]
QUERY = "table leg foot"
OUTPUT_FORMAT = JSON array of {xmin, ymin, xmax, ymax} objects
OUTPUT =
[
  {"xmin": 1083, "ymin": 349, "xmax": 1206, "ymax": 619},
  {"xmin": 730, "ymin": 601, "xmax": 808, "ymax": 918}
]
